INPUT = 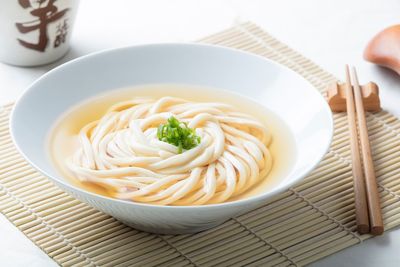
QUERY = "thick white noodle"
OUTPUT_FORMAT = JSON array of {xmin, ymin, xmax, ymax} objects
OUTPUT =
[{"xmin": 67, "ymin": 96, "xmax": 273, "ymax": 205}]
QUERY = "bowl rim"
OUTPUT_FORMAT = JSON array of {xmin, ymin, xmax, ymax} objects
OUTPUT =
[{"xmin": 10, "ymin": 42, "xmax": 334, "ymax": 210}]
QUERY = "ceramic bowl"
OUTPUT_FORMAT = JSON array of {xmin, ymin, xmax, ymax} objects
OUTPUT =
[{"xmin": 11, "ymin": 44, "xmax": 333, "ymax": 234}]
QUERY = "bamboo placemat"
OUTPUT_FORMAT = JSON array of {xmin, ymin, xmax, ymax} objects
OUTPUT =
[{"xmin": 1, "ymin": 22, "xmax": 400, "ymax": 267}]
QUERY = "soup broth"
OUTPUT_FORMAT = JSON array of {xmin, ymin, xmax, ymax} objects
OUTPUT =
[{"xmin": 48, "ymin": 84, "xmax": 297, "ymax": 204}]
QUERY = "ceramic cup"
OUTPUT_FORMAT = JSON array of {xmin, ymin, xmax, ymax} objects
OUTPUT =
[{"xmin": 0, "ymin": 0, "xmax": 80, "ymax": 66}]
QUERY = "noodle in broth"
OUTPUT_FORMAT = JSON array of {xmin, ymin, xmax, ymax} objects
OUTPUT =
[{"xmin": 67, "ymin": 96, "xmax": 273, "ymax": 205}]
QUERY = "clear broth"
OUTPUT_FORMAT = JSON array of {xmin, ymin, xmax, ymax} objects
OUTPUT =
[{"xmin": 48, "ymin": 84, "xmax": 297, "ymax": 203}]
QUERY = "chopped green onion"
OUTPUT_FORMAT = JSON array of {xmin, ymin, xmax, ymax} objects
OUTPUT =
[{"xmin": 157, "ymin": 116, "xmax": 201, "ymax": 153}]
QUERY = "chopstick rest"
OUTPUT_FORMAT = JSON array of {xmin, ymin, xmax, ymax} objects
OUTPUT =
[
  {"xmin": 327, "ymin": 66, "xmax": 384, "ymax": 235},
  {"xmin": 327, "ymin": 81, "xmax": 381, "ymax": 112}
]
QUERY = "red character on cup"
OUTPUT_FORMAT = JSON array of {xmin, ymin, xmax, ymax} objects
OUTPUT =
[{"xmin": 15, "ymin": 0, "xmax": 69, "ymax": 52}]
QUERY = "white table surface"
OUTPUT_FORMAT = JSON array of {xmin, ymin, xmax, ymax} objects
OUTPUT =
[{"xmin": 1, "ymin": 0, "xmax": 400, "ymax": 266}]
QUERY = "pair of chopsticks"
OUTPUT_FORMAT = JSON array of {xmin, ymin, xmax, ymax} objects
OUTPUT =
[{"xmin": 344, "ymin": 65, "xmax": 383, "ymax": 235}]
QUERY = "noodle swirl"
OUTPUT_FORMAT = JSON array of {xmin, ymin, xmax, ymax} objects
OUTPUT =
[{"xmin": 68, "ymin": 96, "xmax": 273, "ymax": 205}]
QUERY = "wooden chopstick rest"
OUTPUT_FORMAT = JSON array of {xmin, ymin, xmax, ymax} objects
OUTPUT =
[{"xmin": 327, "ymin": 81, "xmax": 381, "ymax": 112}]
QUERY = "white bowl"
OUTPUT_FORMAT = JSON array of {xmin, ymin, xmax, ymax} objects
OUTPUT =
[{"xmin": 11, "ymin": 44, "xmax": 333, "ymax": 234}]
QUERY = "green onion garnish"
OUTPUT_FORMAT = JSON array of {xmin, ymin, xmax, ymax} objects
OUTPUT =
[{"xmin": 157, "ymin": 116, "xmax": 201, "ymax": 153}]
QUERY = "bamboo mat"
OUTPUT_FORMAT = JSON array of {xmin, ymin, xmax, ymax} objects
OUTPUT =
[{"xmin": 1, "ymin": 22, "xmax": 400, "ymax": 267}]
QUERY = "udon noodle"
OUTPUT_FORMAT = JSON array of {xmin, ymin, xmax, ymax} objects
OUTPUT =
[{"xmin": 67, "ymin": 96, "xmax": 273, "ymax": 205}]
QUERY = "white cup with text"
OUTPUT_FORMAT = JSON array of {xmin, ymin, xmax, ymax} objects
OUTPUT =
[{"xmin": 0, "ymin": 0, "xmax": 80, "ymax": 66}]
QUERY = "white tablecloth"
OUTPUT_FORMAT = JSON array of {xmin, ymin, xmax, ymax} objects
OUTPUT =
[{"xmin": 1, "ymin": 0, "xmax": 399, "ymax": 266}]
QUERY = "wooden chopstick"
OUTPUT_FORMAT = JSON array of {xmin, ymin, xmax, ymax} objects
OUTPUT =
[
  {"xmin": 344, "ymin": 65, "xmax": 370, "ymax": 234},
  {"xmin": 351, "ymin": 67, "xmax": 384, "ymax": 235}
]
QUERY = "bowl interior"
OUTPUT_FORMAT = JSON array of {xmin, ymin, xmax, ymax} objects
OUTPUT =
[{"xmin": 11, "ymin": 43, "xmax": 333, "ymax": 205}]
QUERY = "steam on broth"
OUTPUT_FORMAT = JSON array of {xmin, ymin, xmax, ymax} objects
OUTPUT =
[{"xmin": 48, "ymin": 84, "xmax": 297, "ymax": 205}]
